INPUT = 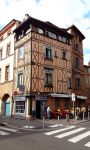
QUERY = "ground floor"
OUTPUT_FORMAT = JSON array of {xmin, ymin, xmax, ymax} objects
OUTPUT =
[
  {"xmin": 12, "ymin": 93, "xmax": 87, "ymax": 119},
  {"xmin": 0, "ymin": 91, "xmax": 88, "ymax": 119}
]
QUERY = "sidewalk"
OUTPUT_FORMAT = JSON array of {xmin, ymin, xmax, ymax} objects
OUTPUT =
[{"xmin": 0, "ymin": 116, "xmax": 90, "ymax": 131}]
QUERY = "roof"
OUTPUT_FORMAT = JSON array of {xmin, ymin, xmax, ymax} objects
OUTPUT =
[
  {"xmin": 0, "ymin": 19, "xmax": 21, "ymax": 36},
  {"xmin": 13, "ymin": 16, "xmax": 73, "ymax": 38},
  {"xmin": 66, "ymin": 24, "xmax": 85, "ymax": 40}
]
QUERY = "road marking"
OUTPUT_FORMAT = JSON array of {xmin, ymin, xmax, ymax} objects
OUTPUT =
[
  {"xmin": 55, "ymin": 127, "xmax": 86, "ymax": 138},
  {"xmin": 0, "ymin": 130, "xmax": 9, "ymax": 135},
  {"xmin": 49, "ymin": 124, "xmax": 63, "ymax": 128},
  {"xmin": 23, "ymin": 126, "xmax": 35, "ymax": 129},
  {"xmin": 68, "ymin": 131, "xmax": 90, "ymax": 143},
  {"xmin": 0, "ymin": 127, "xmax": 18, "ymax": 132},
  {"xmin": 44, "ymin": 125, "xmax": 76, "ymax": 135},
  {"xmin": 84, "ymin": 142, "xmax": 90, "ymax": 147}
]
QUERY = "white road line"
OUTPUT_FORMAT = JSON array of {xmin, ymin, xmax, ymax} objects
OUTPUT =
[
  {"xmin": 23, "ymin": 126, "xmax": 35, "ymax": 129},
  {"xmin": 44, "ymin": 125, "xmax": 76, "ymax": 135},
  {"xmin": 68, "ymin": 131, "xmax": 90, "ymax": 143},
  {"xmin": 0, "ymin": 127, "xmax": 18, "ymax": 132},
  {"xmin": 55, "ymin": 127, "xmax": 86, "ymax": 138},
  {"xmin": 49, "ymin": 124, "xmax": 63, "ymax": 128},
  {"xmin": 0, "ymin": 130, "xmax": 9, "ymax": 136},
  {"xmin": 84, "ymin": 142, "xmax": 90, "ymax": 147}
]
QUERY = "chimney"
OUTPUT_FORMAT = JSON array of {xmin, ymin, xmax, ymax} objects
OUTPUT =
[{"xmin": 23, "ymin": 14, "xmax": 30, "ymax": 22}]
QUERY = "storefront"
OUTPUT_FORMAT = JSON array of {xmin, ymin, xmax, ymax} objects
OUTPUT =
[{"xmin": 14, "ymin": 96, "xmax": 26, "ymax": 115}]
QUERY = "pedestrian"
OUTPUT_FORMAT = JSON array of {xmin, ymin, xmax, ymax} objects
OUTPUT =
[{"xmin": 47, "ymin": 106, "xmax": 51, "ymax": 120}]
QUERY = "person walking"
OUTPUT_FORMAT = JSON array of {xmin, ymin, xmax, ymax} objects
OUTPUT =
[{"xmin": 47, "ymin": 106, "xmax": 51, "ymax": 120}]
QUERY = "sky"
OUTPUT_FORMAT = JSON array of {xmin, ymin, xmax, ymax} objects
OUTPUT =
[{"xmin": 0, "ymin": 0, "xmax": 90, "ymax": 65}]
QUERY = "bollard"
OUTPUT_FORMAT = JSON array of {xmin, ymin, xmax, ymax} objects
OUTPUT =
[
  {"xmin": 66, "ymin": 113, "xmax": 70, "ymax": 124},
  {"xmin": 88, "ymin": 110, "xmax": 90, "ymax": 120},
  {"xmin": 83, "ymin": 112, "xmax": 84, "ymax": 120},
  {"xmin": 43, "ymin": 116, "xmax": 45, "ymax": 131},
  {"xmin": 27, "ymin": 116, "xmax": 30, "ymax": 128},
  {"xmin": 58, "ymin": 115, "xmax": 60, "ymax": 127}
]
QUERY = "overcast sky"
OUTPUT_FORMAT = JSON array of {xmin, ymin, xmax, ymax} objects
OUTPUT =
[{"xmin": 0, "ymin": 0, "xmax": 90, "ymax": 65}]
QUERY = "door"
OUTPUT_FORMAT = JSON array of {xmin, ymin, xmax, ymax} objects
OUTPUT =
[
  {"xmin": 5, "ymin": 102, "xmax": 10, "ymax": 116},
  {"xmin": 36, "ymin": 101, "xmax": 41, "ymax": 118}
]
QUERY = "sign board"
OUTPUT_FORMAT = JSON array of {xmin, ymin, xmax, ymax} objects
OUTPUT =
[{"xmin": 71, "ymin": 93, "xmax": 75, "ymax": 101}]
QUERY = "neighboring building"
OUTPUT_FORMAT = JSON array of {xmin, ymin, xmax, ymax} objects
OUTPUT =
[
  {"xmin": 0, "ymin": 20, "xmax": 20, "ymax": 116},
  {"xmin": 66, "ymin": 25, "xmax": 87, "ymax": 108},
  {"xmin": 84, "ymin": 62, "xmax": 90, "ymax": 106},
  {"xmin": 13, "ymin": 15, "xmax": 73, "ymax": 118}
]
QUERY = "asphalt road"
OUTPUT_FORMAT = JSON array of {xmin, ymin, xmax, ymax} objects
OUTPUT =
[{"xmin": 0, "ymin": 121, "xmax": 90, "ymax": 150}]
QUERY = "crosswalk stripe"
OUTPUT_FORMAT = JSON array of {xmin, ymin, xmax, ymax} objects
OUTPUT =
[
  {"xmin": 55, "ymin": 127, "xmax": 86, "ymax": 138},
  {"xmin": 68, "ymin": 131, "xmax": 90, "ymax": 143},
  {"xmin": 44, "ymin": 125, "xmax": 76, "ymax": 135},
  {"xmin": 84, "ymin": 142, "xmax": 90, "ymax": 147},
  {"xmin": 0, "ymin": 127, "xmax": 18, "ymax": 132},
  {"xmin": 0, "ymin": 130, "xmax": 9, "ymax": 136},
  {"xmin": 49, "ymin": 124, "xmax": 63, "ymax": 128}
]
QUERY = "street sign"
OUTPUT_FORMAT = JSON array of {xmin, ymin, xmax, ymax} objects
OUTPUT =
[{"xmin": 71, "ymin": 93, "xmax": 75, "ymax": 101}]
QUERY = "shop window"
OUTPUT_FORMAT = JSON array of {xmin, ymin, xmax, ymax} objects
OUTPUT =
[
  {"xmin": 55, "ymin": 98, "xmax": 59, "ymax": 109},
  {"xmin": 15, "ymin": 101, "xmax": 25, "ymax": 113}
]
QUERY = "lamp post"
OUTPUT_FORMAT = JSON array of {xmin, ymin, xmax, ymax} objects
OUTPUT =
[{"xmin": 71, "ymin": 93, "xmax": 75, "ymax": 117}]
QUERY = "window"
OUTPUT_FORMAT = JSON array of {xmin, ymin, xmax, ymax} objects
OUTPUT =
[
  {"xmin": 62, "ymin": 50, "xmax": 67, "ymax": 60},
  {"xmin": 7, "ymin": 30, "xmax": 11, "ymax": 36},
  {"xmin": 38, "ymin": 28, "xmax": 44, "ymax": 34},
  {"xmin": 45, "ymin": 47, "xmax": 52, "ymax": 59},
  {"xmin": 45, "ymin": 68, "xmax": 53, "ymax": 86},
  {"xmin": 18, "ymin": 71, "xmax": 24, "ymax": 86},
  {"xmin": 76, "ymin": 44, "xmax": 78, "ymax": 50},
  {"xmin": 67, "ymin": 79, "xmax": 72, "ymax": 89},
  {"xmin": 64, "ymin": 99, "xmax": 69, "ymax": 109},
  {"xmin": 0, "ymin": 48, "xmax": 2, "ymax": 60},
  {"xmin": 47, "ymin": 31, "xmax": 57, "ymax": 39},
  {"xmin": 15, "ymin": 101, "xmax": 25, "ymax": 113},
  {"xmin": 6, "ymin": 43, "xmax": 11, "ymax": 57},
  {"xmin": 58, "ymin": 35, "xmax": 63, "ymax": 41},
  {"xmin": 18, "ymin": 46, "xmax": 24, "ymax": 59},
  {"xmin": 0, "ymin": 36, "xmax": 3, "ymax": 42},
  {"xmin": 76, "ymin": 78, "xmax": 81, "ymax": 89},
  {"xmin": 5, "ymin": 65, "xmax": 10, "ymax": 81},
  {"xmin": 55, "ymin": 98, "xmax": 59, "ymax": 108},
  {"xmin": 75, "ymin": 57, "xmax": 80, "ymax": 69}
]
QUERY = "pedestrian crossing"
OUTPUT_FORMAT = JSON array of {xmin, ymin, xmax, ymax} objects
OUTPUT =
[
  {"xmin": 0, "ymin": 126, "xmax": 19, "ymax": 136},
  {"xmin": 44, "ymin": 125, "xmax": 90, "ymax": 148}
]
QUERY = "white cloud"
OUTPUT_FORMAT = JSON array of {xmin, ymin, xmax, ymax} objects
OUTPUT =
[{"xmin": 0, "ymin": 0, "xmax": 90, "ymax": 65}]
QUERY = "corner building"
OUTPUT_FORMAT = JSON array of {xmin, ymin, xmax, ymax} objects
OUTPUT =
[{"xmin": 13, "ymin": 15, "xmax": 86, "ymax": 118}]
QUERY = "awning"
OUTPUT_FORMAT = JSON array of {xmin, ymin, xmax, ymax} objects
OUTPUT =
[
  {"xmin": 50, "ymin": 93, "xmax": 71, "ymax": 98},
  {"xmin": 50, "ymin": 93, "xmax": 87, "ymax": 100},
  {"xmin": 77, "ymin": 95, "xmax": 87, "ymax": 100}
]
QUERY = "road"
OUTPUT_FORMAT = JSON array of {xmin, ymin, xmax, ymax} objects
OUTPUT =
[{"xmin": 0, "ymin": 121, "xmax": 90, "ymax": 150}]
